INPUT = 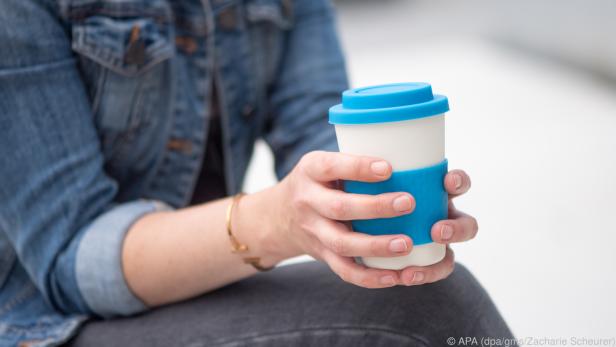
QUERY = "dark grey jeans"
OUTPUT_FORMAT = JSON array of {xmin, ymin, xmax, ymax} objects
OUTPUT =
[{"xmin": 67, "ymin": 261, "xmax": 514, "ymax": 347}]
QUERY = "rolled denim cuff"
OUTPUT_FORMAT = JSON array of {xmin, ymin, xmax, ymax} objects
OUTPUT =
[{"xmin": 75, "ymin": 199, "xmax": 171, "ymax": 317}]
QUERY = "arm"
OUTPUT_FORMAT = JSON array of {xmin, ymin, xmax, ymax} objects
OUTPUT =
[
  {"xmin": 121, "ymin": 189, "xmax": 288, "ymax": 306},
  {"xmin": 123, "ymin": 151, "xmax": 477, "ymax": 306}
]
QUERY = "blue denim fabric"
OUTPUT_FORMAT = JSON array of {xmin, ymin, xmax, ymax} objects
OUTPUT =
[{"xmin": 0, "ymin": 0, "xmax": 348, "ymax": 345}]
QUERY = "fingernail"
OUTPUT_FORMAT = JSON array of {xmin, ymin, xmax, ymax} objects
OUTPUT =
[
  {"xmin": 379, "ymin": 275, "xmax": 395, "ymax": 286},
  {"xmin": 371, "ymin": 161, "xmax": 389, "ymax": 176},
  {"xmin": 393, "ymin": 195, "xmax": 412, "ymax": 212},
  {"xmin": 389, "ymin": 238, "xmax": 408, "ymax": 253},
  {"xmin": 412, "ymin": 272, "xmax": 424, "ymax": 283},
  {"xmin": 441, "ymin": 224, "xmax": 454, "ymax": 241},
  {"xmin": 454, "ymin": 174, "xmax": 463, "ymax": 190}
]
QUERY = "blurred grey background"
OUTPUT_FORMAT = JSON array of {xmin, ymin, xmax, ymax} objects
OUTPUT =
[
  {"xmin": 245, "ymin": 0, "xmax": 616, "ymax": 339},
  {"xmin": 334, "ymin": 0, "xmax": 616, "ymax": 82}
]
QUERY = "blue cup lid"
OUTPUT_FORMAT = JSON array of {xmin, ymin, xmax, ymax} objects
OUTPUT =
[{"xmin": 329, "ymin": 82, "xmax": 449, "ymax": 125}]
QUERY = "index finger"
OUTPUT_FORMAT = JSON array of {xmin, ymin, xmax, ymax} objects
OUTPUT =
[{"xmin": 300, "ymin": 151, "xmax": 392, "ymax": 183}]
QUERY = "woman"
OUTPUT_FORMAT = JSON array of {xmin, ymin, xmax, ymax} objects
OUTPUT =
[{"xmin": 0, "ymin": 0, "xmax": 514, "ymax": 346}]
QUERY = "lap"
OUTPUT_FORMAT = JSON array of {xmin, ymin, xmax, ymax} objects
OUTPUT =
[{"xmin": 67, "ymin": 261, "xmax": 514, "ymax": 347}]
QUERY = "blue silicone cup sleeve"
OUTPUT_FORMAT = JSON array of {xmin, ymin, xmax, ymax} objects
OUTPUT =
[{"xmin": 344, "ymin": 159, "xmax": 448, "ymax": 245}]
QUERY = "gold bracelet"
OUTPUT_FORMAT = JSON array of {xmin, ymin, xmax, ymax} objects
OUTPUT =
[{"xmin": 225, "ymin": 193, "xmax": 273, "ymax": 272}]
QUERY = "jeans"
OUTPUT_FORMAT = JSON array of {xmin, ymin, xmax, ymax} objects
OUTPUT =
[{"xmin": 67, "ymin": 261, "xmax": 514, "ymax": 347}]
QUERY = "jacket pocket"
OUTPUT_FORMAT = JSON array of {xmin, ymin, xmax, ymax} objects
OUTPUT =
[
  {"xmin": 71, "ymin": 13, "xmax": 174, "ymax": 159},
  {"xmin": 72, "ymin": 16, "xmax": 174, "ymax": 77}
]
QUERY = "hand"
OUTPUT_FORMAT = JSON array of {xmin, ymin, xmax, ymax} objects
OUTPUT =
[{"xmin": 271, "ymin": 151, "xmax": 478, "ymax": 288}]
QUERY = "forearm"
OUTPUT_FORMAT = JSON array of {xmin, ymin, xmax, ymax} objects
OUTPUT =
[
  {"xmin": 122, "ymin": 186, "xmax": 296, "ymax": 307},
  {"xmin": 121, "ymin": 150, "xmax": 475, "ymax": 308}
]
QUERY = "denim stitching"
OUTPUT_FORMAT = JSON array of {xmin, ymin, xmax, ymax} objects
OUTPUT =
[
  {"xmin": 0, "ymin": 283, "xmax": 37, "ymax": 316},
  {"xmin": 0, "ymin": 58, "xmax": 75, "ymax": 77}
]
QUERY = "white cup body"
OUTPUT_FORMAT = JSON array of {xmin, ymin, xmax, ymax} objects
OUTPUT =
[{"xmin": 334, "ymin": 114, "xmax": 447, "ymax": 269}]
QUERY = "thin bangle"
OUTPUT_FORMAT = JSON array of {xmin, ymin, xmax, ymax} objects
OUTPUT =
[{"xmin": 225, "ymin": 193, "xmax": 273, "ymax": 272}]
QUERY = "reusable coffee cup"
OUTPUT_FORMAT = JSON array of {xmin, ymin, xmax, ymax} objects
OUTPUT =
[{"xmin": 329, "ymin": 82, "xmax": 449, "ymax": 270}]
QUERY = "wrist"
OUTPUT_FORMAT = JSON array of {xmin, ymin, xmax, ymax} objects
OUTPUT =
[{"xmin": 235, "ymin": 186, "xmax": 299, "ymax": 267}]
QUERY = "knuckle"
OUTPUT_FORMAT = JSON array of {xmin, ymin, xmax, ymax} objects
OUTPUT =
[
  {"xmin": 298, "ymin": 152, "xmax": 315, "ymax": 170},
  {"xmin": 291, "ymin": 195, "xmax": 310, "ymax": 212},
  {"xmin": 330, "ymin": 198, "xmax": 348, "ymax": 219},
  {"xmin": 369, "ymin": 239, "xmax": 380, "ymax": 256},
  {"xmin": 300, "ymin": 151, "xmax": 329, "ymax": 176},
  {"xmin": 303, "ymin": 150, "xmax": 322, "ymax": 164},
  {"xmin": 298, "ymin": 221, "xmax": 315, "ymax": 235},
  {"xmin": 352, "ymin": 158, "xmax": 364, "ymax": 177},
  {"xmin": 330, "ymin": 237, "xmax": 347, "ymax": 255},
  {"xmin": 373, "ymin": 196, "xmax": 388, "ymax": 216},
  {"xmin": 312, "ymin": 239, "xmax": 326, "ymax": 253},
  {"xmin": 319, "ymin": 154, "xmax": 338, "ymax": 177}
]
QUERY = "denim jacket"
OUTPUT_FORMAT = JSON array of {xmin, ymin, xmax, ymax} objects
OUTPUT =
[{"xmin": 0, "ymin": 0, "xmax": 347, "ymax": 345}]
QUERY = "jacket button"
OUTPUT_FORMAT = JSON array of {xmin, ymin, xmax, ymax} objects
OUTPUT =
[
  {"xmin": 125, "ymin": 25, "xmax": 146, "ymax": 65},
  {"xmin": 167, "ymin": 139, "xmax": 193, "ymax": 154},
  {"xmin": 175, "ymin": 36, "xmax": 198, "ymax": 55}
]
